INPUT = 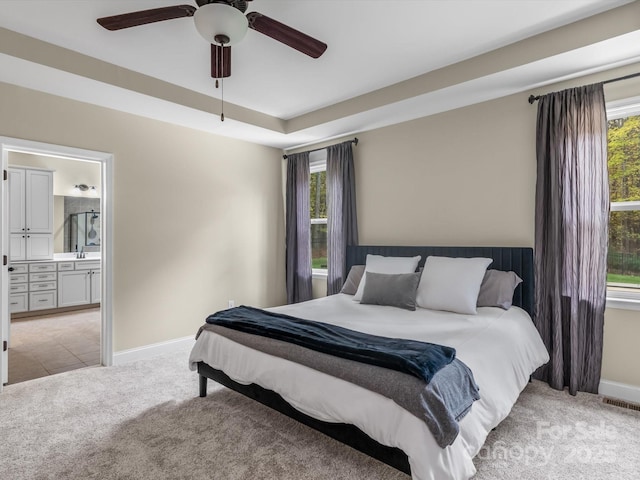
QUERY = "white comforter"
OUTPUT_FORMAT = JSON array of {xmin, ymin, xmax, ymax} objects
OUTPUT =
[{"xmin": 189, "ymin": 294, "xmax": 549, "ymax": 480}]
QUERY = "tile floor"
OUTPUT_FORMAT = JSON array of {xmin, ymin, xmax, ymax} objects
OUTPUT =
[{"xmin": 7, "ymin": 308, "xmax": 100, "ymax": 384}]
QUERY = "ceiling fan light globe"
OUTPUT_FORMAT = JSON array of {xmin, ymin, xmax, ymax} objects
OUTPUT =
[{"xmin": 194, "ymin": 3, "xmax": 248, "ymax": 45}]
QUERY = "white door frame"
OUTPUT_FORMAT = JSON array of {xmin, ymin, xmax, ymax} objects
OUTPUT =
[{"xmin": 0, "ymin": 137, "xmax": 113, "ymax": 392}]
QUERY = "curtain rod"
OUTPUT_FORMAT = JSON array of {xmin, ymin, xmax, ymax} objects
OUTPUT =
[
  {"xmin": 527, "ymin": 71, "xmax": 640, "ymax": 104},
  {"xmin": 282, "ymin": 138, "xmax": 358, "ymax": 160}
]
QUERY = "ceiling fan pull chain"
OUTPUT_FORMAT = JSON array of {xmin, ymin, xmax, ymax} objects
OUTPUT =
[
  {"xmin": 221, "ymin": 76, "xmax": 225, "ymax": 122},
  {"xmin": 220, "ymin": 41, "xmax": 225, "ymax": 122}
]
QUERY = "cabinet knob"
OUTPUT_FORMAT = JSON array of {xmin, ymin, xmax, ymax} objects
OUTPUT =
[{"xmin": 8, "ymin": 267, "xmax": 14, "ymax": 272}]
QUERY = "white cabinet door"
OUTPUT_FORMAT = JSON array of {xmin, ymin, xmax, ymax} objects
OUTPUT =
[
  {"xmin": 26, "ymin": 169, "xmax": 53, "ymax": 234},
  {"xmin": 90, "ymin": 270, "xmax": 101, "ymax": 304},
  {"xmin": 8, "ymin": 168, "xmax": 25, "ymax": 233},
  {"xmin": 9, "ymin": 294, "xmax": 28, "ymax": 314},
  {"xmin": 26, "ymin": 235, "xmax": 54, "ymax": 261},
  {"xmin": 58, "ymin": 270, "xmax": 91, "ymax": 307},
  {"xmin": 9, "ymin": 168, "xmax": 54, "ymax": 260},
  {"xmin": 9, "ymin": 234, "xmax": 26, "ymax": 261},
  {"xmin": 29, "ymin": 291, "xmax": 57, "ymax": 311}
]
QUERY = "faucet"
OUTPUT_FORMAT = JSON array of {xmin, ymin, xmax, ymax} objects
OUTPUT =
[{"xmin": 77, "ymin": 246, "xmax": 85, "ymax": 259}]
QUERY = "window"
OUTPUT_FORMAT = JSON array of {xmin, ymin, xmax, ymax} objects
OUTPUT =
[
  {"xmin": 310, "ymin": 150, "xmax": 327, "ymax": 273},
  {"xmin": 607, "ymin": 96, "xmax": 640, "ymax": 300}
]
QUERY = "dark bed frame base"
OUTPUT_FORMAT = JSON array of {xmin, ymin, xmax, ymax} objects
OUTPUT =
[{"xmin": 197, "ymin": 361, "xmax": 411, "ymax": 475}]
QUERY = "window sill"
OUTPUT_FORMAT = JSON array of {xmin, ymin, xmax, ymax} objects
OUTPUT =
[
  {"xmin": 312, "ymin": 269, "xmax": 327, "ymax": 279},
  {"xmin": 607, "ymin": 288, "xmax": 640, "ymax": 311}
]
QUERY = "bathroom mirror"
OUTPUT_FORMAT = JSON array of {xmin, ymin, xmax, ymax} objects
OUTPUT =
[{"xmin": 62, "ymin": 196, "xmax": 101, "ymax": 252}]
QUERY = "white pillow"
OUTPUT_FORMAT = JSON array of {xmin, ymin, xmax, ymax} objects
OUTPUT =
[
  {"xmin": 354, "ymin": 254, "xmax": 421, "ymax": 301},
  {"xmin": 416, "ymin": 256, "xmax": 492, "ymax": 314}
]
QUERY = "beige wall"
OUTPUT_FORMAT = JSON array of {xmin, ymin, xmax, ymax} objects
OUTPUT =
[
  {"xmin": 307, "ymin": 63, "xmax": 640, "ymax": 388},
  {"xmin": 355, "ymin": 97, "xmax": 536, "ymax": 247},
  {"xmin": 1, "ymin": 82, "xmax": 286, "ymax": 351},
  {"xmin": 602, "ymin": 307, "xmax": 640, "ymax": 386}
]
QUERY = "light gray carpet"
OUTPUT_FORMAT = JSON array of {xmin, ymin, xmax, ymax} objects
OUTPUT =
[{"xmin": 0, "ymin": 347, "xmax": 638, "ymax": 480}]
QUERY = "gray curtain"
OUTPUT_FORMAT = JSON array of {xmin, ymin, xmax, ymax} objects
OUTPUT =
[
  {"xmin": 534, "ymin": 83, "xmax": 609, "ymax": 395},
  {"xmin": 326, "ymin": 141, "xmax": 359, "ymax": 295},
  {"xmin": 285, "ymin": 152, "xmax": 313, "ymax": 304}
]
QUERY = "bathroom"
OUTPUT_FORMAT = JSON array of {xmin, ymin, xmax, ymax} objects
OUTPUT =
[{"xmin": 6, "ymin": 151, "xmax": 102, "ymax": 384}]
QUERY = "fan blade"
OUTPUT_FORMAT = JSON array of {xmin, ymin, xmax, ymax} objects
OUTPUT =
[
  {"xmin": 97, "ymin": 5, "xmax": 196, "ymax": 31},
  {"xmin": 247, "ymin": 12, "xmax": 327, "ymax": 58},
  {"xmin": 211, "ymin": 44, "xmax": 231, "ymax": 79}
]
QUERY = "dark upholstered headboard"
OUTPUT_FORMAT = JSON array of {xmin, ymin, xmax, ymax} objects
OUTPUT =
[{"xmin": 345, "ymin": 245, "xmax": 534, "ymax": 318}]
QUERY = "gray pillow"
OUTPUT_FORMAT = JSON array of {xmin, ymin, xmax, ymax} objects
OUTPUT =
[
  {"xmin": 340, "ymin": 265, "xmax": 365, "ymax": 295},
  {"xmin": 476, "ymin": 270, "xmax": 523, "ymax": 310},
  {"xmin": 360, "ymin": 272, "xmax": 421, "ymax": 311}
]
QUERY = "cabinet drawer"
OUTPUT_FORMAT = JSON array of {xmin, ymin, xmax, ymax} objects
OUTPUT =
[
  {"xmin": 29, "ymin": 262, "xmax": 56, "ymax": 272},
  {"xmin": 10, "ymin": 263, "xmax": 28, "ymax": 274},
  {"xmin": 10, "ymin": 273, "xmax": 28, "ymax": 283},
  {"xmin": 30, "ymin": 281, "xmax": 56, "ymax": 292},
  {"xmin": 10, "ymin": 283, "xmax": 28, "ymax": 293},
  {"xmin": 29, "ymin": 272, "xmax": 57, "ymax": 282},
  {"xmin": 29, "ymin": 291, "xmax": 57, "ymax": 310},
  {"xmin": 74, "ymin": 261, "xmax": 101, "ymax": 270},
  {"xmin": 58, "ymin": 262, "xmax": 75, "ymax": 271},
  {"xmin": 10, "ymin": 293, "xmax": 28, "ymax": 313}
]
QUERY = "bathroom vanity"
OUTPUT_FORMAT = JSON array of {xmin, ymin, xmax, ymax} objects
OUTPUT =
[{"xmin": 9, "ymin": 254, "xmax": 101, "ymax": 316}]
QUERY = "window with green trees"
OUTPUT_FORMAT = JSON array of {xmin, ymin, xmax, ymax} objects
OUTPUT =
[
  {"xmin": 310, "ymin": 156, "xmax": 327, "ymax": 271},
  {"xmin": 608, "ymin": 110, "xmax": 640, "ymax": 288}
]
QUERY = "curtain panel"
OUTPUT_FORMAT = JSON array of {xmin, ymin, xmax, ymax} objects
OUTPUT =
[
  {"xmin": 285, "ymin": 152, "xmax": 313, "ymax": 304},
  {"xmin": 326, "ymin": 141, "xmax": 359, "ymax": 295},
  {"xmin": 534, "ymin": 83, "xmax": 609, "ymax": 395}
]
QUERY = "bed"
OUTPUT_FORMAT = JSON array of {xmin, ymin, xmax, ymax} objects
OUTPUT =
[{"xmin": 189, "ymin": 246, "xmax": 549, "ymax": 480}]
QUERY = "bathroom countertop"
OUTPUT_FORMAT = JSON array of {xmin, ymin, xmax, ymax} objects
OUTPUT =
[{"xmin": 14, "ymin": 253, "xmax": 101, "ymax": 263}]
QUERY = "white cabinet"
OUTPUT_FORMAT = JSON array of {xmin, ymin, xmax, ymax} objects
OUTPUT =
[
  {"xmin": 9, "ymin": 262, "xmax": 58, "ymax": 312},
  {"xmin": 58, "ymin": 270, "xmax": 92, "ymax": 307},
  {"xmin": 10, "ymin": 259, "xmax": 100, "ymax": 313},
  {"xmin": 9, "ymin": 234, "xmax": 26, "ymax": 262},
  {"xmin": 8, "ymin": 263, "xmax": 28, "ymax": 314},
  {"xmin": 8, "ymin": 168, "xmax": 26, "ymax": 233},
  {"xmin": 9, "ymin": 167, "xmax": 54, "ymax": 261},
  {"xmin": 90, "ymin": 270, "xmax": 101, "ymax": 304},
  {"xmin": 26, "ymin": 169, "xmax": 54, "ymax": 233},
  {"xmin": 10, "ymin": 233, "xmax": 54, "ymax": 261},
  {"xmin": 9, "ymin": 293, "xmax": 28, "ymax": 314},
  {"xmin": 28, "ymin": 263, "xmax": 57, "ymax": 310},
  {"xmin": 58, "ymin": 262, "xmax": 100, "ymax": 308},
  {"xmin": 26, "ymin": 235, "xmax": 54, "ymax": 260}
]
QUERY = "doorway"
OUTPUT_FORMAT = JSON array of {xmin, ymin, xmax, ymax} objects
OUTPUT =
[{"xmin": 1, "ymin": 138, "xmax": 113, "ymax": 392}]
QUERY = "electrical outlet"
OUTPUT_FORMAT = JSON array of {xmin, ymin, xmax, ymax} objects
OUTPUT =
[{"xmin": 228, "ymin": 300, "xmax": 235, "ymax": 308}]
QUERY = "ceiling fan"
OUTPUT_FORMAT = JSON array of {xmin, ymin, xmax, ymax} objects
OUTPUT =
[{"xmin": 97, "ymin": 0, "xmax": 328, "ymax": 80}]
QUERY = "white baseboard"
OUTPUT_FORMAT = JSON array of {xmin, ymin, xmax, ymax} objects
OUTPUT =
[
  {"xmin": 113, "ymin": 335, "xmax": 196, "ymax": 365},
  {"xmin": 599, "ymin": 379, "xmax": 640, "ymax": 404}
]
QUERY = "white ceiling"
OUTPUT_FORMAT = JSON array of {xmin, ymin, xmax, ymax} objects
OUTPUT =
[{"xmin": 0, "ymin": 0, "xmax": 638, "ymax": 149}]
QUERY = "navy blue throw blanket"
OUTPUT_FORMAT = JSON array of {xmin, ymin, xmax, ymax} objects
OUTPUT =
[{"xmin": 206, "ymin": 305, "xmax": 456, "ymax": 384}]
